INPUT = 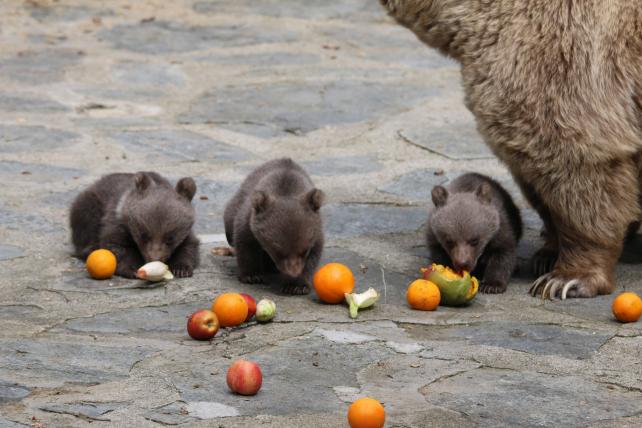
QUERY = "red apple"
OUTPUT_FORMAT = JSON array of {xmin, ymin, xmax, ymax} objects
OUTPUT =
[
  {"xmin": 226, "ymin": 359, "xmax": 262, "ymax": 395},
  {"xmin": 187, "ymin": 309, "xmax": 219, "ymax": 340},
  {"xmin": 240, "ymin": 293, "xmax": 257, "ymax": 322}
]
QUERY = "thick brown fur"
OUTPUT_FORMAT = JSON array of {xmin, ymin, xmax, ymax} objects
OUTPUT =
[
  {"xmin": 428, "ymin": 173, "xmax": 522, "ymax": 294},
  {"xmin": 70, "ymin": 172, "xmax": 200, "ymax": 278},
  {"xmin": 224, "ymin": 158, "xmax": 325, "ymax": 295},
  {"xmin": 381, "ymin": 0, "xmax": 642, "ymax": 299}
]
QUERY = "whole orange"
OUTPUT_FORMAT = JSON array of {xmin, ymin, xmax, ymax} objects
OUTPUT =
[
  {"xmin": 86, "ymin": 249, "xmax": 117, "ymax": 280},
  {"xmin": 212, "ymin": 293, "xmax": 249, "ymax": 327},
  {"xmin": 612, "ymin": 292, "xmax": 642, "ymax": 323},
  {"xmin": 407, "ymin": 279, "xmax": 440, "ymax": 311},
  {"xmin": 313, "ymin": 263, "xmax": 355, "ymax": 304},
  {"xmin": 348, "ymin": 397, "xmax": 385, "ymax": 428}
]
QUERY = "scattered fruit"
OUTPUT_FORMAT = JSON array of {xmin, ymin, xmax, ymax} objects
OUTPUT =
[
  {"xmin": 187, "ymin": 309, "xmax": 219, "ymax": 340},
  {"xmin": 86, "ymin": 249, "xmax": 117, "ymax": 280},
  {"xmin": 212, "ymin": 293, "xmax": 248, "ymax": 327},
  {"xmin": 347, "ymin": 397, "xmax": 385, "ymax": 428},
  {"xmin": 313, "ymin": 262, "xmax": 355, "ymax": 304},
  {"xmin": 136, "ymin": 261, "xmax": 173, "ymax": 281},
  {"xmin": 406, "ymin": 279, "xmax": 440, "ymax": 311},
  {"xmin": 240, "ymin": 293, "xmax": 257, "ymax": 322},
  {"xmin": 255, "ymin": 299, "xmax": 276, "ymax": 323},
  {"xmin": 612, "ymin": 292, "xmax": 642, "ymax": 323},
  {"xmin": 345, "ymin": 288, "xmax": 379, "ymax": 319},
  {"xmin": 422, "ymin": 263, "xmax": 478, "ymax": 306},
  {"xmin": 226, "ymin": 359, "xmax": 263, "ymax": 395}
]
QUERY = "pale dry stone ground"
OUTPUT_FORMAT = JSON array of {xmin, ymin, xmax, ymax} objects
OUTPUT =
[{"xmin": 1, "ymin": 1, "xmax": 642, "ymax": 427}]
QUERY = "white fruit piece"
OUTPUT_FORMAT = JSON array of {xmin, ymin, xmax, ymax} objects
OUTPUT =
[
  {"xmin": 136, "ymin": 261, "xmax": 174, "ymax": 281},
  {"xmin": 345, "ymin": 288, "xmax": 379, "ymax": 319},
  {"xmin": 255, "ymin": 299, "xmax": 276, "ymax": 323}
]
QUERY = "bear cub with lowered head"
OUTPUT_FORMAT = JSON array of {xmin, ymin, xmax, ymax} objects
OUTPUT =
[
  {"xmin": 70, "ymin": 172, "xmax": 200, "ymax": 278},
  {"xmin": 224, "ymin": 158, "xmax": 325, "ymax": 295},
  {"xmin": 428, "ymin": 173, "xmax": 522, "ymax": 294}
]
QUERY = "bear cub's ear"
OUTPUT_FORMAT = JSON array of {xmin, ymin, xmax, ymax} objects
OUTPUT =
[
  {"xmin": 303, "ymin": 188, "xmax": 324, "ymax": 212},
  {"xmin": 431, "ymin": 185, "xmax": 448, "ymax": 207},
  {"xmin": 251, "ymin": 191, "xmax": 272, "ymax": 214},
  {"xmin": 135, "ymin": 172, "xmax": 152, "ymax": 192},
  {"xmin": 475, "ymin": 182, "xmax": 492, "ymax": 204},
  {"xmin": 176, "ymin": 177, "xmax": 197, "ymax": 201}
]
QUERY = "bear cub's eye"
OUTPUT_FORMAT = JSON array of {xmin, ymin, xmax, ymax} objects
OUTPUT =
[{"xmin": 468, "ymin": 238, "xmax": 480, "ymax": 247}]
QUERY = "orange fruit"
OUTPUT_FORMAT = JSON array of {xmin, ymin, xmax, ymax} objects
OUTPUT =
[
  {"xmin": 313, "ymin": 263, "xmax": 355, "ymax": 304},
  {"xmin": 612, "ymin": 292, "xmax": 642, "ymax": 323},
  {"xmin": 86, "ymin": 249, "xmax": 117, "ymax": 280},
  {"xmin": 406, "ymin": 279, "xmax": 440, "ymax": 311},
  {"xmin": 212, "ymin": 293, "xmax": 249, "ymax": 327},
  {"xmin": 348, "ymin": 397, "xmax": 385, "ymax": 428}
]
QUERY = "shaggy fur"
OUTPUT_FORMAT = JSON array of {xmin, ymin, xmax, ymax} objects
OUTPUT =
[
  {"xmin": 381, "ymin": 0, "xmax": 642, "ymax": 299},
  {"xmin": 70, "ymin": 172, "xmax": 200, "ymax": 278},
  {"xmin": 428, "ymin": 173, "xmax": 522, "ymax": 293},
  {"xmin": 224, "ymin": 158, "xmax": 325, "ymax": 295}
]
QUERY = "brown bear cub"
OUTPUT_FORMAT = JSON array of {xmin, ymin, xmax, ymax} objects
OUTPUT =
[
  {"xmin": 70, "ymin": 172, "xmax": 200, "ymax": 278},
  {"xmin": 381, "ymin": 0, "xmax": 642, "ymax": 299},
  {"xmin": 224, "ymin": 158, "xmax": 324, "ymax": 295},
  {"xmin": 427, "ymin": 173, "xmax": 522, "ymax": 294}
]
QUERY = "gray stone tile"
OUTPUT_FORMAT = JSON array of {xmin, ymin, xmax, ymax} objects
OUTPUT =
[
  {"xmin": 521, "ymin": 209, "xmax": 543, "ymax": 232},
  {"xmin": 320, "ymin": 247, "xmax": 416, "ymax": 305},
  {"xmin": 302, "ymin": 155, "xmax": 382, "ymax": 177},
  {"xmin": 399, "ymin": 121, "xmax": 494, "ymax": 160},
  {"xmin": 0, "ymin": 245, "xmax": 25, "ymax": 261},
  {"xmin": 38, "ymin": 402, "xmax": 120, "ymax": 420},
  {"xmin": 541, "ymin": 295, "xmax": 620, "ymax": 324},
  {"xmin": 193, "ymin": 0, "xmax": 382, "ymax": 20},
  {"xmin": 28, "ymin": 4, "xmax": 113, "ymax": 22},
  {"xmin": 173, "ymin": 335, "xmax": 395, "ymax": 415},
  {"xmin": 0, "ymin": 204, "xmax": 62, "ymax": 234},
  {"xmin": 0, "ymin": 49, "xmax": 83, "ymax": 84},
  {"xmin": 0, "ymin": 125, "xmax": 79, "ymax": 153},
  {"xmin": 78, "ymin": 87, "xmax": 166, "ymax": 101},
  {"xmin": 57, "ymin": 303, "xmax": 203, "ymax": 335},
  {"xmin": 0, "ymin": 161, "xmax": 84, "ymax": 180},
  {"xmin": 53, "ymin": 269, "xmax": 166, "ymax": 293},
  {"xmin": 0, "ymin": 305, "xmax": 41, "ymax": 319},
  {"xmin": 197, "ymin": 52, "xmax": 320, "ymax": 66},
  {"xmin": 0, "ymin": 93, "xmax": 69, "ymax": 113},
  {"xmin": 323, "ymin": 203, "xmax": 427, "ymax": 237},
  {"xmin": 0, "ymin": 417, "xmax": 29, "ymax": 427},
  {"xmin": 71, "ymin": 117, "xmax": 161, "ymax": 129},
  {"xmin": 109, "ymin": 129, "xmax": 252, "ymax": 163},
  {"xmin": 179, "ymin": 81, "xmax": 440, "ymax": 137},
  {"xmin": 192, "ymin": 179, "xmax": 239, "ymax": 234},
  {"xmin": 41, "ymin": 188, "xmax": 80, "ymax": 209},
  {"xmin": 378, "ymin": 169, "xmax": 449, "ymax": 201},
  {"xmin": 0, "ymin": 339, "xmax": 159, "ymax": 386},
  {"xmin": 413, "ymin": 322, "xmax": 611, "ymax": 359},
  {"xmin": 99, "ymin": 21, "xmax": 298, "ymax": 54},
  {"xmin": 111, "ymin": 61, "xmax": 186, "ymax": 87},
  {"xmin": 0, "ymin": 381, "xmax": 30, "ymax": 403},
  {"xmin": 144, "ymin": 401, "xmax": 196, "ymax": 425},
  {"xmin": 423, "ymin": 368, "xmax": 642, "ymax": 427}
]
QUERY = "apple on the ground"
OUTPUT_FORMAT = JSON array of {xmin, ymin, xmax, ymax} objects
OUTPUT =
[
  {"xmin": 187, "ymin": 309, "xmax": 219, "ymax": 340},
  {"xmin": 240, "ymin": 293, "xmax": 257, "ymax": 322},
  {"xmin": 226, "ymin": 359, "xmax": 262, "ymax": 395}
]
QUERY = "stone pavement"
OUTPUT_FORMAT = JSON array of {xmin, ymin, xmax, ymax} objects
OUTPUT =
[{"xmin": 1, "ymin": 1, "xmax": 642, "ymax": 427}]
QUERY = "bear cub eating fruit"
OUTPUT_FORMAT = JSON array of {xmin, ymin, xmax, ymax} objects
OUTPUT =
[
  {"xmin": 224, "ymin": 158, "xmax": 324, "ymax": 295},
  {"xmin": 70, "ymin": 172, "xmax": 200, "ymax": 278},
  {"xmin": 427, "ymin": 173, "xmax": 522, "ymax": 294}
]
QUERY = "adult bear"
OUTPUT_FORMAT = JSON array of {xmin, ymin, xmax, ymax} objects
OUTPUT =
[{"xmin": 380, "ymin": 0, "xmax": 642, "ymax": 299}]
